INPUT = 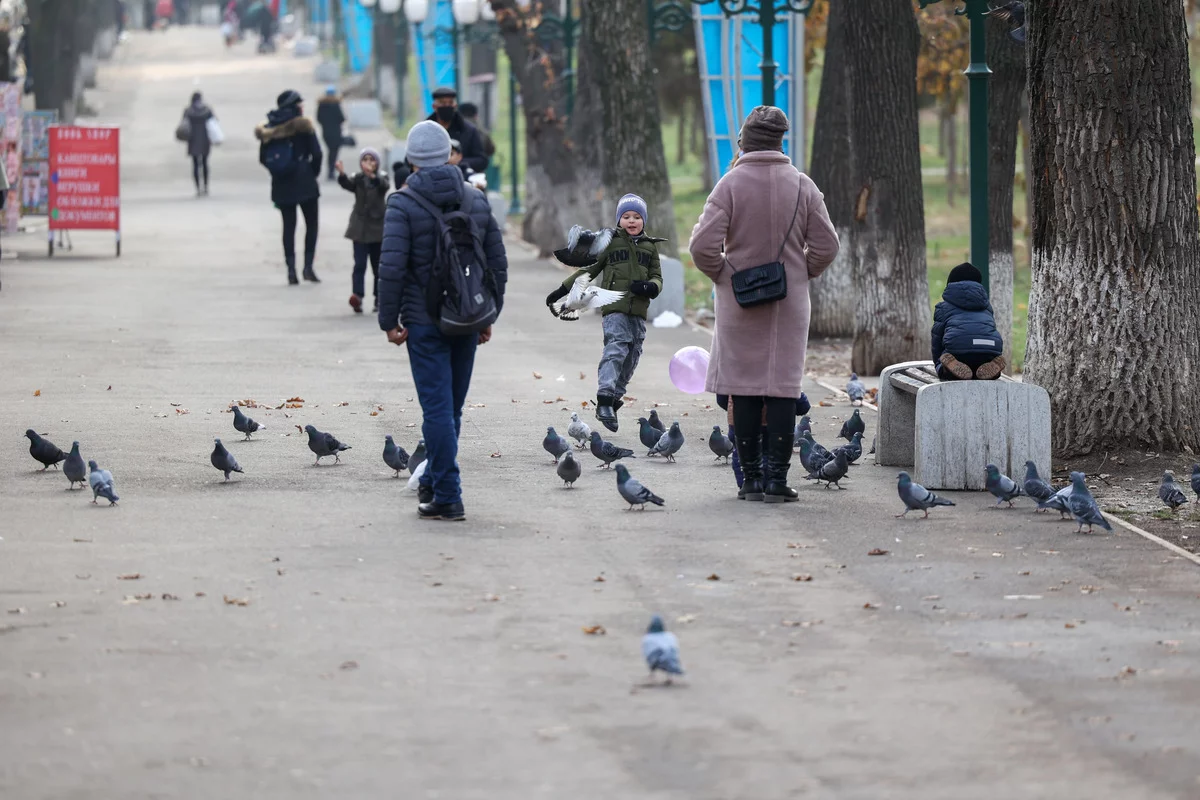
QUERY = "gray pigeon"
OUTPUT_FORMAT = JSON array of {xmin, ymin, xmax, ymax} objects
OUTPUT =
[
  {"xmin": 25, "ymin": 429, "xmax": 64, "ymax": 470},
  {"xmin": 1022, "ymin": 460, "xmax": 1056, "ymax": 508},
  {"xmin": 648, "ymin": 422, "xmax": 685, "ymax": 462},
  {"xmin": 211, "ymin": 438, "xmax": 243, "ymax": 481},
  {"xmin": 383, "ymin": 435, "xmax": 409, "ymax": 477},
  {"xmin": 846, "ymin": 373, "xmax": 866, "ymax": 404},
  {"xmin": 567, "ymin": 412, "xmax": 592, "ymax": 448},
  {"xmin": 638, "ymin": 417, "xmax": 662, "ymax": 450},
  {"xmin": 799, "ymin": 437, "xmax": 832, "ymax": 479},
  {"xmin": 543, "ymin": 426, "xmax": 571, "ymax": 462},
  {"xmin": 615, "ymin": 463, "xmax": 664, "ymax": 510},
  {"xmin": 793, "ymin": 415, "xmax": 812, "ymax": 448},
  {"xmin": 1066, "ymin": 471, "xmax": 1111, "ymax": 533},
  {"xmin": 231, "ymin": 404, "xmax": 266, "ymax": 439},
  {"xmin": 87, "ymin": 460, "xmax": 118, "ymax": 505},
  {"xmin": 814, "ymin": 450, "xmax": 849, "ymax": 489},
  {"xmin": 648, "ymin": 409, "xmax": 666, "ymax": 434},
  {"xmin": 985, "ymin": 464, "xmax": 1023, "ymax": 507},
  {"xmin": 556, "ymin": 450, "xmax": 582, "ymax": 487},
  {"xmin": 589, "ymin": 430, "xmax": 634, "ymax": 469},
  {"xmin": 409, "ymin": 439, "xmax": 426, "ymax": 475},
  {"xmin": 305, "ymin": 424, "xmax": 351, "ymax": 465},
  {"xmin": 63, "ymin": 441, "xmax": 87, "ymax": 490},
  {"xmin": 708, "ymin": 425, "xmax": 734, "ymax": 462},
  {"xmin": 1192, "ymin": 464, "xmax": 1200, "ymax": 503},
  {"xmin": 896, "ymin": 471, "xmax": 954, "ymax": 518},
  {"xmin": 1159, "ymin": 470, "xmax": 1188, "ymax": 510},
  {"xmin": 839, "ymin": 409, "xmax": 865, "ymax": 442},
  {"xmin": 832, "ymin": 431, "xmax": 863, "ymax": 465},
  {"xmin": 642, "ymin": 615, "xmax": 683, "ymax": 682},
  {"xmin": 1037, "ymin": 484, "xmax": 1074, "ymax": 519}
]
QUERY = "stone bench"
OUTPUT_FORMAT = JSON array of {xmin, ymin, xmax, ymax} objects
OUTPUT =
[{"xmin": 876, "ymin": 360, "xmax": 1051, "ymax": 491}]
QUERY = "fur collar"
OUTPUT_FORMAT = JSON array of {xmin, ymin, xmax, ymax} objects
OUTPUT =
[
  {"xmin": 318, "ymin": 95, "xmax": 342, "ymax": 104},
  {"xmin": 255, "ymin": 115, "xmax": 315, "ymax": 141}
]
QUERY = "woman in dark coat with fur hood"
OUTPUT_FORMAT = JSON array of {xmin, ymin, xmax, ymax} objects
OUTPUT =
[
  {"xmin": 183, "ymin": 91, "xmax": 214, "ymax": 196},
  {"xmin": 255, "ymin": 89, "xmax": 323, "ymax": 285}
]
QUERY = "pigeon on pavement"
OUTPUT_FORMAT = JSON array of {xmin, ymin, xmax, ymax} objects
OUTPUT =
[
  {"xmin": 708, "ymin": 425, "xmax": 734, "ymax": 462},
  {"xmin": 409, "ymin": 439, "xmax": 426, "ymax": 475},
  {"xmin": 642, "ymin": 615, "xmax": 683, "ymax": 682},
  {"xmin": 648, "ymin": 409, "xmax": 666, "ymax": 434},
  {"xmin": 1066, "ymin": 471, "xmax": 1111, "ymax": 533},
  {"xmin": 63, "ymin": 441, "xmax": 87, "ymax": 490},
  {"xmin": 1037, "ymin": 484, "xmax": 1074, "ymax": 519},
  {"xmin": 87, "ymin": 460, "xmax": 118, "ymax": 505},
  {"xmin": 543, "ymin": 426, "xmax": 571, "ymax": 462},
  {"xmin": 814, "ymin": 450, "xmax": 850, "ymax": 489},
  {"xmin": 305, "ymin": 424, "xmax": 351, "ymax": 465},
  {"xmin": 896, "ymin": 471, "xmax": 955, "ymax": 518},
  {"xmin": 648, "ymin": 422, "xmax": 685, "ymax": 462},
  {"xmin": 832, "ymin": 431, "xmax": 863, "ymax": 465},
  {"xmin": 839, "ymin": 409, "xmax": 866, "ymax": 442},
  {"xmin": 638, "ymin": 417, "xmax": 662, "ymax": 450},
  {"xmin": 846, "ymin": 373, "xmax": 866, "ymax": 404},
  {"xmin": 1159, "ymin": 470, "xmax": 1188, "ymax": 510},
  {"xmin": 556, "ymin": 450, "xmax": 582, "ymax": 487},
  {"xmin": 799, "ymin": 437, "xmax": 832, "ymax": 479},
  {"xmin": 985, "ymin": 464, "xmax": 1023, "ymax": 507},
  {"xmin": 383, "ymin": 435, "xmax": 410, "ymax": 477},
  {"xmin": 231, "ymin": 405, "xmax": 266, "ymax": 439},
  {"xmin": 25, "ymin": 429, "xmax": 65, "ymax": 471},
  {"xmin": 211, "ymin": 438, "xmax": 243, "ymax": 481},
  {"xmin": 1022, "ymin": 460, "xmax": 1055, "ymax": 508},
  {"xmin": 567, "ymin": 412, "xmax": 592, "ymax": 448},
  {"xmin": 615, "ymin": 463, "xmax": 664, "ymax": 510},
  {"xmin": 1192, "ymin": 464, "xmax": 1200, "ymax": 503},
  {"xmin": 589, "ymin": 430, "xmax": 634, "ymax": 469}
]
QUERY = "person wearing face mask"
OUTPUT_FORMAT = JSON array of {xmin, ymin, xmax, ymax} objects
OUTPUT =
[{"xmin": 427, "ymin": 87, "xmax": 489, "ymax": 180}]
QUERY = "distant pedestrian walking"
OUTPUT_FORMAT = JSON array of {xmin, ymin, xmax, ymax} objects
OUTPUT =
[
  {"xmin": 337, "ymin": 147, "xmax": 389, "ymax": 314},
  {"xmin": 316, "ymin": 86, "xmax": 346, "ymax": 180},
  {"xmin": 181, "ymin": 91, "xmax": 216, "ymax": 196},
  {"xmin": 255, "ymin": 89, "xmax": 323, "ymax": 285}
]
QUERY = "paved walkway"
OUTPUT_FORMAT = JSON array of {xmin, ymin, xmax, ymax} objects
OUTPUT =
[{"xmin": 2, "ymin": 27, "xmax": 1200, "ymax": 800}]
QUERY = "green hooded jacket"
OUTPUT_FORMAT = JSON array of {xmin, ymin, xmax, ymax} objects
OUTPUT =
[{"xmin": 560, "ymin": 229, "xmax": 664, "ymax": 319}]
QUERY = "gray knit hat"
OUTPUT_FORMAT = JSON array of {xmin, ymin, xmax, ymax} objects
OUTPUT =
[
  {"xmin": 616, "ymin": 193, "xmax": 648, "ymax": 227},
  {"xmin": 406, "ymin": 120, "xmax": 452, "ymax": 168}
]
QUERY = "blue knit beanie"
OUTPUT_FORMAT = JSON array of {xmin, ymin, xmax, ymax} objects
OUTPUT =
[{"xmin": 616, "ymin": 193, "xmax": 648, "ymax": 227}]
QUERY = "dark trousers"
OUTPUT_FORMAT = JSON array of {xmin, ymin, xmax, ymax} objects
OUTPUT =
[
  {"xmin": 406, "ymin": 324, "xmax": 479, "ymax": 505},
  {"xmin": 352, "ymin": 241, "xmax": 381, "ymax": 299},
  {"xmin": 731, "ymin": 396, "xmax": 796, "ymax": 443},
  {"xmin": 279, "ymin": 198, "xmax": 319, "ymax": 268},
  {"xmin": 325, "ymin": 142, "xmax": 340, "ymax": 178},
  {"xmin": 937, "ymin": 351, "xmax": 999, "ymax": 381},
  {"xmin": 191, "ymin": 154, "xmax": 208, "ymax": 189}
]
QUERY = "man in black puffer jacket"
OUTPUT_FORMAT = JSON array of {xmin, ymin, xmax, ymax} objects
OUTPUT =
[
  {"xmin": 931, "ymin": 262, "xmax": 1006, "ymax": 380},
  {"xmin": 378, "ymin": 120, "xmax": 508, "ymax": 522}
]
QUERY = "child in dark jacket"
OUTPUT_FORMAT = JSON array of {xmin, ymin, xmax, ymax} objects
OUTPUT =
[
  {"xmin": 336, "ymin": 147, "xmax": 389, "ymax": 314},
  {"xmin": 931, "ymin": 262, "xmax": 1006, "ymax": 380}
]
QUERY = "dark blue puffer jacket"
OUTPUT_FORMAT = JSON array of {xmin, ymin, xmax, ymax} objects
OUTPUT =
[
  {"xmin": 931, "ymin": 280, "xmax": 1003, "ymax": 363},
  {"xmin": 377, "ymin": 165, "xmax": 508, "ymax": 332}
]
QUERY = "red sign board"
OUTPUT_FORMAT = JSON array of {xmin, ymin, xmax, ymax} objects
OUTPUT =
[{"xmin": 48, "ymin": 126, "xmax": 120, "ymax": 231}]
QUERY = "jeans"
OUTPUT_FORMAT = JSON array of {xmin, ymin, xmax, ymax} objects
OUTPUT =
[
  {"xmin": 597, "ymin": 312, "xmax": 645, "ymax": 399},
  {"xmin": 191, "ymin": 154, "xmax": 208, "ymax": 189},
  {"xmin": 352, "ymin": 241, "xmax": 381, "ymax": 299},
  {"xmin": 279, "ymin": 197, "xmax": 319, "ymax": 268},
  {"xmin": 406, "ymin": 324, "xmax": 479, "ymax": 505}
]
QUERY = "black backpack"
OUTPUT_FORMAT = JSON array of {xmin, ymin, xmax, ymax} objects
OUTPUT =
[{"xmin": 401, "ymin": 186, "xmax": 498, "ymax": 336}]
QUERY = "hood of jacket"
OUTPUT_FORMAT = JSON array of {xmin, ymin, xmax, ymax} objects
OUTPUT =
[
  {"xmin": 405, "ymin": 164, "xmax": 467, "ymax": 209},
  {"xmin": 185, "ymin": 103, "xmax": 212, "ymax": 119},
  {"xmin": 255, "ymin": 114, "xmax": 315, "ymax": 142},
  {"xmin": 318, "ymin": 95, "xmax": 342, "ymax": 104},
  {"xmin": 942, "ymin": 280, "xmax": 990, "ymax": 312}
]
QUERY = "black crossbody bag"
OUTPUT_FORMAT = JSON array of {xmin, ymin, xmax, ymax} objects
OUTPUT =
[{"xmin": 729, "ymin": 181, "xmax": 804, "ymax": 309}]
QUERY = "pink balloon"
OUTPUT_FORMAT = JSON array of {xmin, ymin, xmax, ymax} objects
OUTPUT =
[{"xmin": 669, "ymin": 346, "xmax": 711, "ymax": 395}]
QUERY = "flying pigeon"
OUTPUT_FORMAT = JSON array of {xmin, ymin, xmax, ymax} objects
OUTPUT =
[
  {"xmin": 648, "ymin": 422, "xmax": 685, "ymax": 462},
  {"xmin": 648, "ymin": 409, "xmax": 666, "ymax": 434},
  {"xmin": 838, "ymin": 410, "xmax": 865, "ymax": 442},
  {"xmin": 543, "ymin": 426, "xmax": 571, "ymax": 462},
  {"xmin": 210, "ymin": 438, "xmax": 243, "ymax": 481},
  {"xmin": 556, "ymin": 450, "xmax": 582, "ymax": 487},
  {"xmin": 567, "ymin": 412, "xmax": 592, "ymax": 448},
  {"xmin": 551, "ymin": 274, "xmax": 626, "ymax": 321},
  {"xmin": 985, "ymin": 464, "xmax": 1024, "ymax": 507},
  {"xmin": 305, "ymin": 424, "xmax": 351, "ymax": 465},
  {"xmin": 589, "ymin": 430, "xmax": 634, "ymax": 469},
  {"xmin": 988, "ymin": 1, "xmax": 1026, "ymax": 44},
  {"xmin": 642, "ymin": 615, "xmax": 683, "ymax": 682},
  {"xmin": 25, "ymin": 429, "xmax": 65, "ymax": 470},
  {"xmin": 383, "ymin": 435, "xmax": 410, "ymax": 477},
  {"xmin": 1192, "ymin": 464, "xmax": 1200, "ymax": 503},
  {"xmin": 1066, "ymin": 471, "xmax": 1111, "ymax": 533},
  {"xmin": 231, "ymin": 405, "xmax": 266, "ymax": 439},
  {"xmin": 63, "ymin": 441, "xmax": 87, "ymax": 490},
  {"xmin": 814, "ymin": 450, "xmax": 850, "ymax": 489},
  {"xmin": 638, "ymin": 417, "xmax": 662, "ymax": 451},
  {"xmin": 615, "ymin": 463, "xmax": 664, "ymax": 510},
  {"xmin": 708, "ymin": 425, "xmax": 734, "ymax": 462},
  {"xmin": 553, "ymin": 224, "xmax": 615, "ymax": 268},
  {"xmin": 846, "ymin": 373, "xmax": 866, "ymax": 404},
  {"xmin": 1159, "ymin": 471, "xmax": 1188, "ymax": 510},
  {"xmin": 1022, "ymin": 460, "xmax": 1056, "ymax": 509},
  {"xmin": 832, "ymin": 431, "xmax": 863, "ymax": 465},
  {"xmin": 87, "ymin": 460, "xmax": 118, "ymax": 506},
  {"xmin": 896, "ymin": 471, "xmax": 955, "ymax": 518},
  {"xmin": 409, "ymin": 439, "xmax": 426, "ymax": 475}
]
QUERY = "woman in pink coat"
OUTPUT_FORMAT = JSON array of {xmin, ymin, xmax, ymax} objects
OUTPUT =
[{"xmin": 689, "ymin": 106, "xmax": 840, "ymax": 503}]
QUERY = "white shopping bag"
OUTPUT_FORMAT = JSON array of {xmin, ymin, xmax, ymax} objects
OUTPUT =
[
  {"xmin": 220, "ymin": 21, "xmax": 233, "ymax": 39},
  {"xmin": 206, "ymin": 117, "xmax": 224, "ymax": 145}
]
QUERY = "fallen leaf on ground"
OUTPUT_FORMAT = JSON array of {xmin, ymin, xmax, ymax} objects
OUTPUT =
[
  {"xmin": 582, "ymin": 625, "xmax": 607, "ymax": 635},
  {"xmin": 223, "ymin": 595, "xmax": 250, "ymax": 606},
  {"xmin": 340, "ymin": 660, "xmax": 359, "ymax": 670},
  {"xmin": 868, "ymin": 548, "xmax": 889, "ymax": 556},
  {"xmin": 490, "ymin": 452, "xmax": 502, "ymax": 458},
  {"xmin": 706, "ymin": 573, "xmax": 720, "ymax": 581},
  {"xmin": 133, "ymin": 593, "xmax": 153, "ymax": 600},
  {"xmin": 922, "ymin": 595, "xmax": 940, "ymax": 601},
  {"xmin": 107, "ymin": 385, "xmax": 112, "ymax": 391},
  {"xmin": 1080, "ymin": 585, "xmax": 1100, "ymax": 594},
  {"xmin": 51, "ymin": 601, "xmax": 66, "ymax": 608},
  {"xmin": 287, "ymin": 396, "xmax": 304, "ymax": 403},
  {"xmin": 277, "ymin": 568, "xmax": 286, "ymax": 576},
  {"xmin": 593, "ymin": 575, "xmax": 605, "ymax": 582},
  {"xmin": 33, "ymin": 389, "xmax": 40, "ymax": 396},
  {"xmin": 471, "ymin": 403, "xmax": 486, "ymax": 408},
  {"xmin": 818, "ymin": 400, "xmax": 833, "ymax": 407},
  {"xmin": 1065, "ymin": 623, "xmax": 1076, "ymax": 629},
  {"xmin": 532, "ymin": 372, "xmax": 543, "ymax": 379},
  {"xmin": 73, "ymin": 538, "xmax": 92, "ymax": 543},
  {"xmin": 7, "ymin": 607, "xmax": 26, "ymax": 614},
  {"xmin": 117, "ymin": 573, "xmax": 142, "ymax": 580},
  {"xmin": 369, "ymin": 411, "xmax": 379, "ymax": 417},
  {"xmin": 120, "ymin": 597, "xmax": 140, "ymax": 605},
  {"xmin": 195, "ymin": 591, "xmax": 207, "ymax": 597},
  {"xmin": 792, "ymin": 574, "xmax": 814, "ymax": 582},
  {"xmin": 579, "ymin": 372, "xmax": 586, "ymax": 380},
  {"xmin": 162, "ymin": 593, "xmax": 180, "ymax": 601},
  {"xmin": 406, "ymin": 422, "xmax": 416, "ymax": 428},
  {"xmin": 337, "ymin": 401, "xmax": 349, "ymax": 407},
  {"xmin": 555, "ymin": 396, "xmax": 565, "ymax": 402},
  {"xmin": 863, "ymin": 602, "xmax": 881, "ymax": 610},
  {"xmin": 484, "ymin": 594, "xmax": 501, "ymax": 602},
  {"xmin": 174, "ymin": 408, "xmax": 190, "ymax": 415},
  {"xmin": 170, "ymin": 402, "xmax": 182, "ymax": 407},
  {"xmin": 543, "ymin": 399, "xmax": 555, "ymax": 405}
]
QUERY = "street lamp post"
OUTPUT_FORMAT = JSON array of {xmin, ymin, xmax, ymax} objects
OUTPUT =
[
  {"xmin": 359, "ymin": 0, "xmax": 381, "ymax": 101},
  {"xmin": 380, "ymin": 0, "xmax": 405, "ymax": 126},
  {"xmin": 534, "ymin": 0, "xmax": 580, "ymax": 116},
  {"xmin": 695, "ymin": 0, "xmax": 814, "ymax": 108},
  {"xmin": 919, "ymin": 0, "xmax": 991, "ymax": 292}
]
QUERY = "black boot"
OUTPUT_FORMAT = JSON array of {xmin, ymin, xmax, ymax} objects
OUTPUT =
[
  {"xmin": 612, "ymin": 398, "xmax": 624, "ymax": 413},
  {"xmin": 596, "ymin": 394, "xmax": 618, "ymax": 433},
  {"xmin": 286, "ymin": 255, "xmax": 298, "ymax": 285},
  {"xmin": 764, "ymin": 432, "xmax": 799, "ymax": 503},
  {"xmin": 302, "ymin": 251, "xmax": 320, "ymax": 282},
  {"xmin": 735, "ymin": 431, "xmax": 764, "ymax": 501}
]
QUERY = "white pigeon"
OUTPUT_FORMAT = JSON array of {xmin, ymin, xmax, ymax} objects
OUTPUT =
[
  {"xmin": 567, "ymin": 412, "xmax": 592, "ymax": 448},
  {"xmin": 553, "ymin": 274, "xmax": 626, "ymax": 321}
]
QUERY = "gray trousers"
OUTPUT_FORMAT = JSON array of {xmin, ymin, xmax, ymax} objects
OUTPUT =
[{"xmin": 597, "ymin": 312, "xmax": 646, "ymax": 399}]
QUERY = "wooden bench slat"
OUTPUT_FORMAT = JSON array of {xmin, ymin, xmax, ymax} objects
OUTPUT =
[
  {"xmin": 902, "ymin": 368, "xmax": 941, "ymax": 385},
  {"xmin": 889, "ymin": 373, "xmax": 927, "ymax": 394},
  {"xmin": 916, "ymin": 364, "xmax": 940, "ymax": 380}
]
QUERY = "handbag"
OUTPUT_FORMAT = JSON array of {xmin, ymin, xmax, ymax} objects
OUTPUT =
[
  {"xmin": 174, "ymin": 115, "xmax": 191, "ymax": 142},
  {"xmin": 729, "ymin": 181, "xmax": 804, "ymax": 309}
]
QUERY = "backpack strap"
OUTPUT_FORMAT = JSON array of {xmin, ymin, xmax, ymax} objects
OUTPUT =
[{"xmin": 400, "ymin": 185, "xmax": 444, "ymax": 221}]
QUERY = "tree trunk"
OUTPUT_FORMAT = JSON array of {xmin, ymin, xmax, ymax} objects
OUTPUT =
[
  {"xmin": 1025, "ymin": 1, "xmax": 1200, "ymax": 456},
  {"xmin": 807, "ymin": 0, "xmax": 855, "ymax": 338},
  {"xmin": 27, "ymin": 0, "xmax": 85, "ymax": 123},
  {"xmin": 845, "ymin": 0, "xmax": 930, "ymax": 374},
  {"xmin": 578, "ymin": 0, "xmax": 676, "ymax": 256},
  {"xmin": 986, "ymin": 16, "xmax": 1025, "ymax": 372},
  {"xmin": 943, "ymin": 103, "xmax": 956, "ymax": 207}
]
